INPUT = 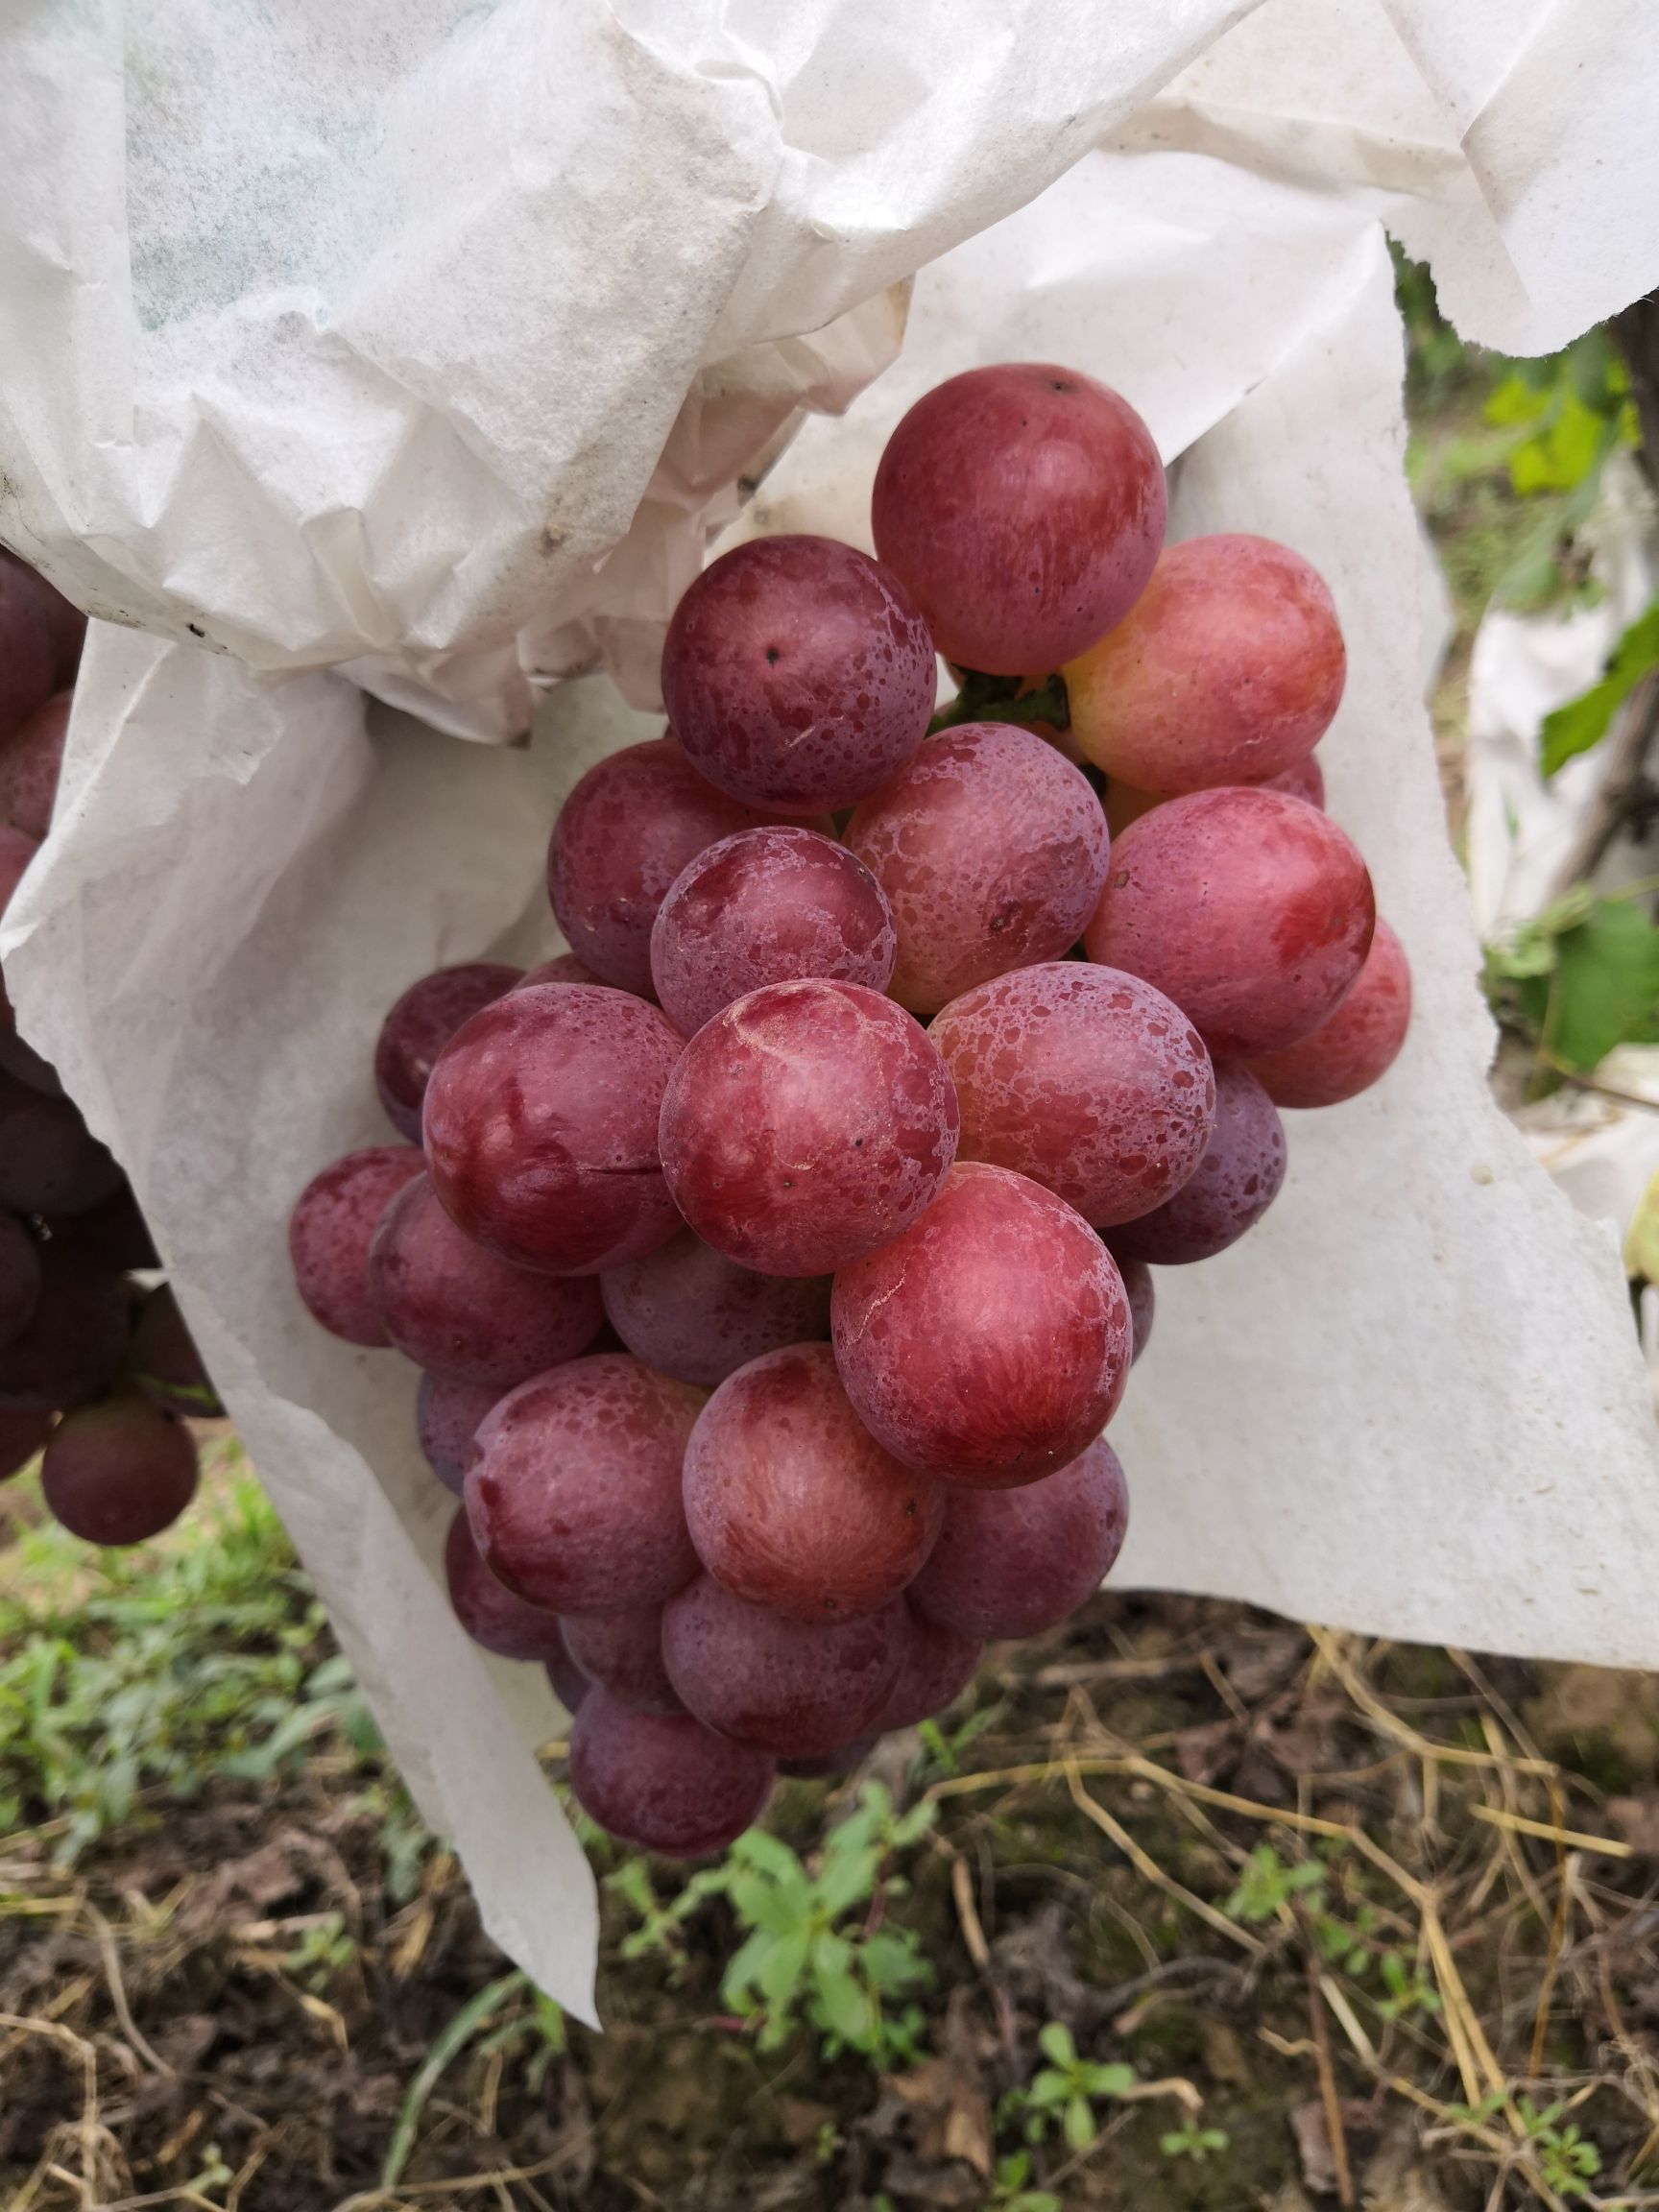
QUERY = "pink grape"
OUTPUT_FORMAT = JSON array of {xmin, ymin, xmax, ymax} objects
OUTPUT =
[
  {"xmin": 910, "ymin": 1439, "xmax": 1129, "ymax": 1642},
  {"xmin": 129, "ymin": 1284, "xmax": 222, "ymax": 1417},
  {"xmin": 878, "ymin": 1603, "xmax": 982, "ymax": 1730},
  {"xmin": 416, "ymin": 1373, "xmax": 503, "ymax": 1496},
  {"xmin": 1085, "ymin": 787, "xmax": 1374, "ymax": 1058},
  {"xmin": 650, "ymin": 826, "xmax": 896, "ymax": 1035},
  {"xmin": 568, "ymin": 1690, "xmax": 775, "ymax": 1858},
  {"xmin": 42, "ymin": 1183, "xmax": 158, "ymax": 1271},
  {"xmin": 662, "ymin": 1575, "xmax": 903, "ymax": 1758},
  {"xmin": 517, "ymin": 952, "xmax": 602, "ymax": 987},
  {"xmin": 41, "ymin": 1394, "xmax": 199, "ymax": 1547},
  {"xmin": 0, "ymin": 1405, "xmax": 52, "ymax": 1480},
  {"xmin": 660, "ymin": 536, "xmax": 936, "ymax": 811},
  {"xmin": 1246, "ymin": 919, "xmax": 1411, "ymax": 1109},
  {"xmin": 370, "ymin": 1173, "xmax": 603, "ymax": 1387},
  {"xmin": 659, "ymin": 978, "xmax": 958, "ymax": 1276},
  {"xmin": 0, "ymin": 1211, "xmax": 41, "ymax": 1350},
  {"xmin": 0, "ymin": 551, "xmax": 84, "ymax": 687},
  {"xmin": 288, "ymin": 1144, "xmax": 424, "ymax": 1346},
  {"xmin": 601, "ymin": 1227, "xmax": 830, "ymax": 1388},
  {"xmin": 563, "ymin": 1605, "xmax": 684, "ymax": 1716},
  {"xmin": 548, "ymin": 737, "xmax": 810, "ymax": 994},
  {"xmin": 373, "ymin": 962, "xmax": 522, "ymax": 1142},
  {"xmin": 1262, "ymin": 753, "xmax": 1325, "ymax": 808},
  {"xmin": 0, "ymin": 1070, "xmax": 124, "ymax": 1217},
  {"xmin": 682, "ymin": 1343, "xmax": 943, "ymax": 1623},
  {"xmin": 1104, "ymin": 748, "xmax": 1326, "ymax": 839},
  {"xmin": 0, "ymin": 562, "xmax": 54, "ymax": 741},
  {"xmin": 0, "ymin": 1244, "xmax": 128, "ymax": 1408},
  {"xmin": 872, "ymin": 364, "xmax": 1166, "ymax": 675},
  {"xmin": 543, "ymin": 1624, "xmax": 591, "ymax": 1716},
  {"xmin": 0, "ymin": 690, "xmax": 68, "ymax": 840},
  {"xmin": 1109, "ymin": 1063, "xmax": 1286, "ymax": 1265},
  {"xmin": 465, "ymin": 1355, "xmax": 701, "ymax": 1614},
  {"xmin": 1119, "ymin": 1255, "xmax": 1155, "ymax": 1363},
  {"xmin": 1066, "ymin": 536, "xmax": 1345, "ymax": 791},
  {"xmin": 831, "ymin": 1162, "xmax": 1130, "ymax": 1484},
  {"xmin": 930, "ymin": 963, "xmax": 1214, "ymax": 1226},
  {"xmin": 423, "ymin": 984, "xmax": 684, "ymax": 1275},
  {"xmin": 444, "ymin": 1506, "xmax": 570, "ymax": 1663},
  {"xmin": 846, "ymin": 725, "xmax": 1110, "ymax": 1016}
]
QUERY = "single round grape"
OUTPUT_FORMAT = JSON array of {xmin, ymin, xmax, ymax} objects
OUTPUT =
[
  {"xmin": 931, "ymin": 963, "xmax": 1214, "ymax": 1227},
  {"xmin": 1119, "ymin": 1255, "xmax": 1155, "ymax": 1363},
  {"xmin": 568, "ymin": 1689, "xmax": 775, "ymax": 1858},
  {"xmin": 1108, "ymin": 1063, "xmax": 1286, "ymax": 1265},
  {"xmin": 41, "ymin": 1182, "xmax": 158, "ymax": 1270},
  {"xmin": 517, "ymin": 952, "xmax": 603, "ymax": 988},
  {"xmin": 0, "ymin": 1070, "xmax": 124, "ymax": 1217},
  {"xmin": 0, "ymin": 689, "xmax": 68, "ymax": 841},
  {"xmin": 660, "ymin": 537, "xmax": 937, "ymax": 812},
  {"xmin": 1107, "ymin": 754, "xmax": 1324, "ymax": 836},
  {"xmin": 288, "ymin": 1144, "xmax": 425, "ymax": 1346},
  {"xmin": 650, "ymin": 826, "xmax": 897, "ymax": 1035},
  {"xmin": 443, "ymin": 1506, "xmax": 570, "ymax": 1662},
  {"xmin": 911, "ymin": 1439, "xmax": 1129, "ymax": 1642},
  {"xmin": 659, "ymin": 979, "xmax": 958, "ymax": 1276},
  {"xmin": 41, "ymin": 1394, "xmax": 199, "ymax": 1547},
  {"xmin": 544, "ymin": 1623, "xmax": 591, "ymax": 1717},
  {"xmin": 0, "ymin": 551, "xmax": 84, "ymax": 687},
  {"xmin": 1085, "ymin": 787, "xmax": 1374, "ymax": 1058},
  {"xmin": 373, "ymin": 962, "xmax": 522, "ymax": 1142},
  {"xmin": 831, "ymin": 1162, "xmax": 1130, "ymax": 1484},
  {"xmin": 0, "ymin": 1404, "xmax": 52, "ymax": 1480},
  {"xmin": 370, "ymin": 1173, "xmax": 603, "ymax": 1388},
  {"xmin": 416, "ymin": 1373, "xmax": 504, "ymax": 1496},
  {"xmin": 563, "ymin": 1605, "xmax": 684, "ymax": 1715},
  {"xmin": 129, "ymin": 1283, "xmax": 223, "ymax": 1416},
  {"xmin": 423, "ymin": 984, "xmax": 684, "ymax": 1275},
  {"xmin": 1066, "ymin": 536, "xmax": 1344, "ymax": 791},
  {"xmin": 0, "ymin": 563, "xmax": 55, "ymax": 742},
  {"xmin": 1246, "ymin": 918, "xmax": 1411, "ymax": 1109},
  {"xmin": 683, "ymin": 1343, "xmax": 943, "ymax": 1623},
  {"xmin": 0, "ymin": 1210, "xmax": 41, "ymax": 1350},
  {"xmin": 465, "ymin": 1355, "xmax": 702, "ymax": 1614},
  {"xmin": 549, "ymin": 737, "xmax": 810, "ymax": 995},
  {"xmin": 878, "ymin": 1603, "xmax": 982, "ymax": 1731},
  {"xmin": 662, "ymin": 1575, "xmax": 903, "ymax": 1759},
  {"xmin": 872, "ymin": 363, "xmax": 1166, "ymax": 676},
  {"xmin": 0, "ymin": 1244, "xmax": 128, "ymax": 1408},
  {"xmin": 601, "ymin": 1228, "xmax": 831, "ymax": 1388},
  {"xmin": 1261, "ymin": 753, "xmax": 1325, "ymax": 808},
  {"xmin": 778, "ymin": 1739, "xmax": 877, "ymax": 1780},
  {"xmin": 846, "ymin": 725, "xmax": 1111, "ymax": 1016}
]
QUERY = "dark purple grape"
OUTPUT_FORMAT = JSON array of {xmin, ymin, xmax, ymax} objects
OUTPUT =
[
  {"xmin": 778, "ymin": 1739, "xmax": 877, "ymax": 1780},
  {"xmin": 0, "ymin": 562, "xmax": 54, "ymax": 742},
  {"xmin": 0, "ymin": 1242, "xmax": 128, "ymax": 1408},
  {"xmin": 910, "ymin": 1440, "xmax": 1129, "ymax": 1642},
  {"xmin": 1119, "ymin": 1255, "xmax": 1154, "ymax": 1363},
  {"xmin": 0, "ymin": 1025, "xmax": 63, "ymax": 1094},
  {"xmin": 416, "ymin": 1373, "xmax": 503, "ymax": 1496},
  {"xmin": 288, "ymin": 1145, "xmax": 425, "ymax": 1346},
  {"xmin": 443, "ymin": 1507, "xmax": 570, "ymax": 1663},
  {"xmin": 0, "ymin": 551, "xmax": 84, "ymax": 688},
  {"xmin": 0, "ymin": 1069, "xmax": 124, "ymax": 1217},
  {"xmin": 41, "ymin": 1182, "xmax": 158, "ymax": 1271},
  {"xmin": 1108, "ymin": 1063, "xmax": 1286, "ymax": 1265},
  {"xmin": 0, "ymin": 1210, "xmax": 41, "ymax": 1351},
  {"xmin": 0, "ymin": 1405, "xmax": 52, "ymax": 1480},
  {"xmin": 0, "ymin": 690, "xmax": 68, "ymax": 840},
  {"xmin": 41, "ymin": 1393, "xmax": 199, "ymax": 1546},
  {"xmin": 373, "ymin": 962, "xmax": 522, "ymax": 1142},
  {"xmin": 563, "ymin": 1605, "xmax": 684, "ymax": 1715},
  {"xmin": 661, "ymin": 1575, "xmax": 903, "ymax": 1759},
  {"xmin": 601, "ymin": 1228, "xmax": 831, "ymax": 1389},
  {"xmin": 568, "ymin": 1689, "xmax": 775, "ymax": 1857},
  {"xmin": 544, "ymin": 1623, "xmax": 591, "ymax": 1716},
  {"xmin": 129, "ymin": 1284, "xmax": 223, "ymax": 1417},
  {"xmin": 878, "ymin": 1603, "xmax": 982, "ymax": 1730}
]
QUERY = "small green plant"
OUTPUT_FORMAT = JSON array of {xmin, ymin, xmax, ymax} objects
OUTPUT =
[
  {"xmin": 1451, "ymin": 2092, "xmax": 1602, "ymax": 2200},
  {"xmin": 1223, "ymin": 1840, "xmax": 1328, "ymax": 1923},
  {"xmin": 998, "ymin": 2023, "xmax": 1135, "ymax": 2152},
  {"xmin": 282, "ymin": 1911, "xmax": 358, "ymax": 1989},
  {"xmin": 985, "ymin": 2150, "xmax": 1061, "ymax": 2212},
  {"xmin": 1160, "ymin": 2123, "xmax": 1230, "ymax": 2163},
  {"xmin": 382, "ymin": 1972, "xmax": 567, "ymax": 2191},
  {"xmin": 1485, "ymin": 880, "xmax": 1659, "ymax": 1078},
  {"xmin": 605, "ymin": 1856, "xmax": 730, "ymax": 1984},
  {"xmin": 916, "ymin": 1697, "xmax": 1003, "ymax": 1779}
]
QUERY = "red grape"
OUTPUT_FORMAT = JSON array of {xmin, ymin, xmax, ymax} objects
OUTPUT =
[
  {"xmin": 41, "ymin": 1393, "xmax": 199, "ymax": 1546},
  {"xmin": 465, "ymin": 1354, "xmax": 701, "ymax": 1614},
  {"xmin": 568, "ymin": 1689, "xmax": 775, "ymax": 1857},
  {"xmin": 0, "ymin": 563, "xmax": 54, "ymax": 741},
  {"xmin": 661, "ymin": 1575, "xmax": 903, "ymax": 1758},
  {"xmin": 0, "ymin": 823, "xmax": 37, "ymax": 929},
  {"xmin": 1105, "ymin": 748, "xmax": 1326, "ymax": 838},
  {"xmin": 1084, "ymin": 787, "xmax": 1374, "ymax": 1058},
  {"xmin": 0, "ymin": 1404, "xmax": 52, "ymax": 1480},
  {"xmin": 1119, "ymin": 1254, "xmax": 1154, "ymax": 1363},
  {"xmin": 0, "ymin": 1243, "xmax": 128, "ymax": 1408},
  {"xmin": 517, "ymin": 952, "xmax": 603, "ymax": 987},
  {"xmin": 910, "ymin": 1438, "xmax": 1128, "ymax": 1642},
  {"xmin": 423, "ymin": 984, "xmax": 684, "ymax": 1275},
  {"xmin": 1261, "ymin": 752, "xmax": 1325, "ymax": 808},
  {"xmin": 878, "ymin": 1602, "xmax": 982, "ymax": 1730},
  {"xmin": 831, "ymin": 1162, "xmax": 1130, "ymax": 1484},
  {"xmin": 129, "ymin": 1283, "xmax": 222, "ymax": 1416},
  {"xmin": 0, "ymin": 551, "xmax": 84, "ymax": 687},
  {"xmin": 563, "ymin": 1604, "xmax": 684, "ymax": 1715},
  {"xmin": 544, "ymin": 1623, "xmax": 590, "ymax": 1716},
  {"xmin": 370, "ymin": 1173, "xmax": 603, "ymax": 1388},
  {"xmin": 444, "ymin": 1506, "xmax": 570, "ymax": 1662},
  {"xmin": 0, "ymin": 1070, "xmax": 124, "ymax": 1217},
  {"xmin": 1108, "ymin": 1062, "xmax": 1286, "ymax": 1265},
  {"xmin": 373, "ymin": 962, "xmax": 522, "ymax": 1142},
  {"xmin": 683, "ymin": 1343, "xmax": 943, "ymax": 1622},
  {"xmin": 549, "ymin": 737, "xmax": 808, "ymax": 995},
  {"xmin": 660, "ymin": 978, "xmax": 958, "ymax": 1276},
  {"xmin": 601, "ymin": 1227, "xmax": 830, "ymax": 1388},
  {"xmin": 288, "ymin": 1144, "xmax": 424, "ymax": 1346},
  {"xmin": 0, "ymin": 1210, "xmax": 41, "ymax": 1350},
  {"xmin": 0, "ymin": 690, "xmax": 68, "ymax": 841},
  {"xmin": 1246, "ymin": 918, "xmax": 1411, "ymax": 1109},
  {"xmin": 660, "ymin": 537, "xmax": 936, "ymax": 811},
  {"xmin": 872, "ymin": 364, "xmax": 1166, "ymax": 675},
  {"xmin": 1066, "ymin": 536, "xmax": 1344, "ymax": 791},
  {"xmin": 650, "ymin": 826, "xmax": 896, "ymax": 1035},
  {"xmin": 416, "ymin": 1372, "xmax": 503, "ymax": 1496},
  {"xmin": 845, "ymin": 725, "xmax": 1110, "ymax": 1016},
  {"xmin": 41, "ymin": 1182, "xmax": 158, "ymax": 1271},
  {"xmin": 931, "ymin": 963, "xmax": 1214, "ymax": 1226}
]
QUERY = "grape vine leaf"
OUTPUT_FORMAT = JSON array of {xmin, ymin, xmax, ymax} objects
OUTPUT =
[
  {"xmin": 1540, "ymin": 601, "xmax": 1659, "ymax": 778},
  {"xmin": 1507, "ymin": 895, "xmax": 1659, "ymax": 1071}
]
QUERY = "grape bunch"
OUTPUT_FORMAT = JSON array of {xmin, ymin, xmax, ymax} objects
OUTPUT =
[
  {"xmin": 0, "ymin": 553, "xmax": 223, "ymax": 1545},
  {"xmin": 291, "ymin": 362, "xmax": 1409, "ymax": 1861}
]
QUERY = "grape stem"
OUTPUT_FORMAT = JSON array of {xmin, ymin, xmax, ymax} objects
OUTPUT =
[{"xmin": 929, "ymin": 668, "xmax": 1070, "ymax": 735}]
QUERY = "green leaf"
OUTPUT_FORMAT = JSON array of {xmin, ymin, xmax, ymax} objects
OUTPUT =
[
  {"xmin": 1038, "ymin": 2021, "xmax": 1076, "ymax": 2068},
  {"xmin": 759, "ymin": 1924, "xmax": 811, "ymax": 2015},
  {"xmin": 861, "ymin": 1929, "xmax": 930, "ymax": 1996},
  {"xmin": 815, "ymin": 1842, "xmax": 881, "ymax": 1918},
  {"xmin": 1027, "ymin": 2071, "xmax": 1071, "ymax": 2107},
  {"xmin": 1064, "ymin": 2094, "xmax": 1097, "ymax": 2151},
  {"xmin": 1081, "ymin": 2062, "xmax": 1135, "ymax": 2098},
  {"xmin": 812, "ymin": 1963, "xmax": 871, "ymax": 2047},
  {"xmin": 1541, "ymin": 602, "xmax": 1659, "ymax": 777},
  {"xmin": 720, "ymin": 1927, "xmax": 775, "ymax": 2008},
  {"xmin": 727, "ymin": 1870, "xmax": 805, "ymax": 1937},
  {"xmin": 1534, "ymin": 897, "xmax": 1659, "ymax": 1070}
]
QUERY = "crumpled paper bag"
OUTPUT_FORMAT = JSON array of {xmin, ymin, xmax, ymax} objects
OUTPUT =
[{"xmin": 5, "ymin": 1, "xmax": 1659, "ymax": 2014}]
